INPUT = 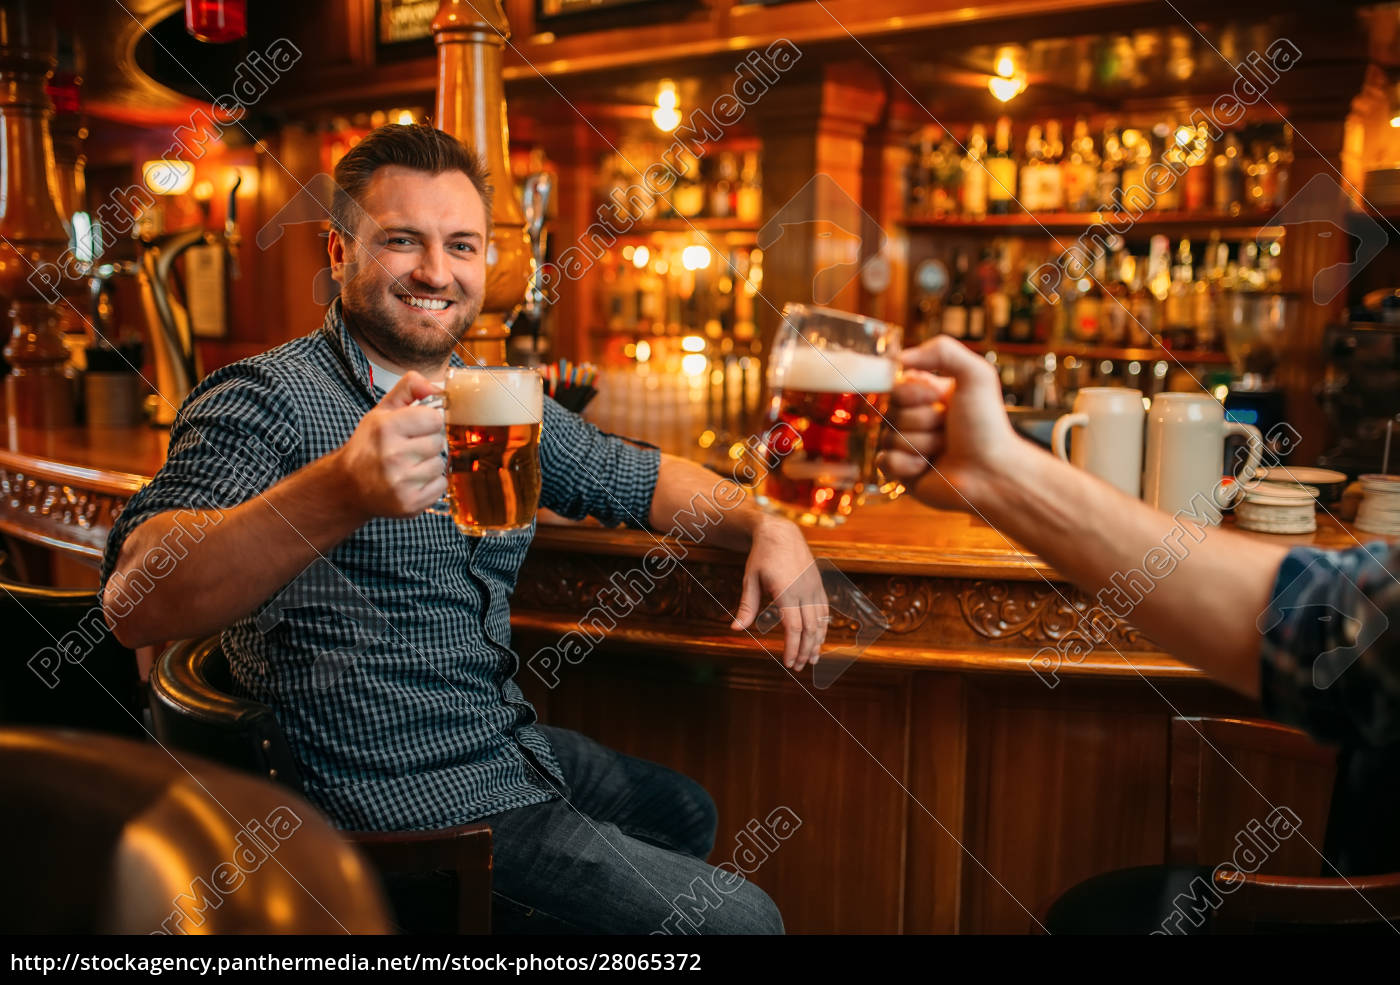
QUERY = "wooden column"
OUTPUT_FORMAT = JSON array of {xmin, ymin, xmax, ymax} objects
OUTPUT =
[
  {"xmin": 0, "ymin": 0, "xmax": 73, "ymax": 427},
  {"xmin": 751, "ymin": 63, "xmax": 886, "ymax": 349},
  {"xmin": 433, "ymin": 0, "xmax": 529, "ymax": 366},
  {"xmin": 862, "ymin": 90, "xmax": 922, "ymax": 327}
]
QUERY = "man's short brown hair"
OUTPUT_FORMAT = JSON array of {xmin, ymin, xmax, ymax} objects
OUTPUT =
[{"xmin": 330, "ymin": 123, "xmax": 493, "ymax": 237}]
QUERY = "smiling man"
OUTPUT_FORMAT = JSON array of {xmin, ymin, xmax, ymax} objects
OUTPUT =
[{"xmin": 100, "ymin": 124, "xmax": 826, "ymax": 934}]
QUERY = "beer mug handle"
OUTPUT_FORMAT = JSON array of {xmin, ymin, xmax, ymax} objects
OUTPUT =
[
  {"xmin": 1217, "ymin": 421, "xmax": 1263, "ymax": 506},
  {"xmin": 412, "ymin": 392, "xmax": 453, "ymax": 517},
  {"xmin": 1051, "ymin": 413, "xmax": 1089, "ymax": 462}
]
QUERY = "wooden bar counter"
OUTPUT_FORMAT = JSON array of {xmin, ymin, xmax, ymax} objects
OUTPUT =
[{"xmin": 2, "ymin": 422, "xmax": 1381, "ymax": 932}]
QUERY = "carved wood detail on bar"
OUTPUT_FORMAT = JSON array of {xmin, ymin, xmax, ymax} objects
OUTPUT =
[
  {"xmin": 957, "ymin": 579, "xmax": 1143, "ymax": 648},
  {"xmin": 0, "ymin": 465, "xmax": 123, "ymax": 556}
]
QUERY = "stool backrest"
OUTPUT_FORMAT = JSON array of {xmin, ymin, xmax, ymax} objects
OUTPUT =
[{"xmin": 148, "ymin": 636, "xmax": 304, "ymax": 792}]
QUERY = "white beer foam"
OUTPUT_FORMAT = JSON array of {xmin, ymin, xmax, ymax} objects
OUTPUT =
[
  {"xmin": 445, "ymin": 370, "xmax": 543, "ymax": 426},
  {"xmin": 779, "ymin": 346, "xmax": 895, "ymax": 394}
]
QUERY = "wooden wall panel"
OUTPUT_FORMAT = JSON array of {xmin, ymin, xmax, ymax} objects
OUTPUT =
[
  {"xmin": 518, "ymin": 645, "xmax": 912, "ymax": 933},
  {"xmin": 959, "ymin": 678, "xmax": 1172, "ymax": 932}
]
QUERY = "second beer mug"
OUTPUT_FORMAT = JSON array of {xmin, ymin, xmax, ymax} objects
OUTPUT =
[
  {"xmin": 757, "ymin": 304, "xmax": 901, "ymax": 527},
  {"xmin": 1051, "ymin": 387, "xmax": 1145, "ymax": 498},
  {"xmin": 429, "ymin": 366, "xmax": 543, "ymax": 536}
]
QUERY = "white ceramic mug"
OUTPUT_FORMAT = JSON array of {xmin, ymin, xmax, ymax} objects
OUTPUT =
[
  {"xmin": 1051, "ymin": 387, "xmax": 1145, "ymax": 498},
  {"xmin": 1142, "ymin": 392, "xmax": 1263, "ymax": 522}
]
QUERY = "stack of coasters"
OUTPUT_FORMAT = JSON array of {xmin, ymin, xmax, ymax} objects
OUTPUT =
[
  {"xmin": 1356, "ymin": 474, "xmax": 1400, "ymax": 536},
  {"xmin": 1236, "ymin": 480, "xmax": 1318, "ymax": 535}
]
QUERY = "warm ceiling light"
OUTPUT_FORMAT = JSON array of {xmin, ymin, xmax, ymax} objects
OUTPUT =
[
  {"xmin": 396, "ymin": 109, "xmax": 415, "ymax": 125},
  {"xmin": 652, "ymin": 79, "xmax": 680, "ymax": 132},
  {"xmin": 988, "ymin": 45, "xmax": 1027, "ymax": 103},
  {"xmin": 142, "ymin": 160, "xmax": 195, "ymax": 195}
]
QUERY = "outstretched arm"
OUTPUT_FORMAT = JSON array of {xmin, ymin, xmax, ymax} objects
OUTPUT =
[{"xmin": 878, "ymin": 336, "xmax": 1289, "ymax": 698}]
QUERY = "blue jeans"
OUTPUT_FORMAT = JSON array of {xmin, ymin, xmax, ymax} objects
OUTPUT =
[{"xmin": 485, "ymin": 725, "xmax": 784, "ymax": 935}]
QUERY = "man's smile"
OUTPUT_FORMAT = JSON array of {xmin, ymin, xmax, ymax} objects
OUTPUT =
[{"xmin": 397, "ymin": 292, "xmax": 454, "ymax": 312}]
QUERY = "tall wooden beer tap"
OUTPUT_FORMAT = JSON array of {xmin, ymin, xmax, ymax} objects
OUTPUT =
[
  {"xmin": 0, "ymin": 0, "xmax": 75, "ymax": 427},
  {"xmin": 432, "ymin": 0, "xmax": 530, "ymax": 367}
]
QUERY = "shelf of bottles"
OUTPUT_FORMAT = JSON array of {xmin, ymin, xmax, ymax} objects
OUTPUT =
[
  {"xmin": 903, "ymin": 112, "xmax": 1296, "ymax": 405},
  {"xmin": 585, "ymin": 140, "xmax": 765, "ymax": 458}
]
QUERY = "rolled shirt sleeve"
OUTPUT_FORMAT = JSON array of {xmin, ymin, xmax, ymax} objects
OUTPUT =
[
  {"xmin": 538, "ymin": 397, "xmax": 660, "ymax": 530},
  {"xmin": 1258, "ymin": 541, "xmax": 1400, "ymax": 746},
  {"xmin": 98, "ymin": 362, "xmax": 303, "ymax": 594}
]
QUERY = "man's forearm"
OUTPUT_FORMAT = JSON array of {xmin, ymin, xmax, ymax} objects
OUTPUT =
[
  {"xmin": 650, "ymin": 453, "xmax": 766, "ymax": 551},
  {"xmin": 104, "ymin": 452, "xmax": 371, "ymax": 647},
  {"xmin": 966, "ymin": 441, "xmax": 1290, "ymax": 697}
]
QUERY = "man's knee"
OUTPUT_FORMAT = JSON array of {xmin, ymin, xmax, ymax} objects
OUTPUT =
[
  {"xmin": 675, "ymin": 777, "xmax": 718, "ymax": 859},
  {"xmin": 710, "ymin": 878, "xmax": 784, "ymax": 935}
]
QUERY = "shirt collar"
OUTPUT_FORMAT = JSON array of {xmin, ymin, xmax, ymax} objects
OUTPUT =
[{"xmin": 319, "ymin": 295, "xmax": 469, "ymax": 400}]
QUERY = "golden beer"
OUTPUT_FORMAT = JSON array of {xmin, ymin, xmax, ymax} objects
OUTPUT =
[
  {"xmin": 759, "ymin": 348, "xmax": 895, "ymax": 525},
  {"xmin": 756, "ymin": 305, "xmax": 900, "ymax": 527},
  {"xmin": 442, "ymin": 367, "xmax": 543, "ymax": 535}
]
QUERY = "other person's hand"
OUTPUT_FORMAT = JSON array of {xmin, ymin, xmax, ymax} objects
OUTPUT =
[
  {"xmin": 731, "ymin": 514, "xmax": 829, "ymax": 671},
  {"xmin": 333, "ymin": 371, "xmax": 448, "ymax": 520},
  {"xmin": 879, "ymin": 336, "xmax": 1026, "ymax": 512}
]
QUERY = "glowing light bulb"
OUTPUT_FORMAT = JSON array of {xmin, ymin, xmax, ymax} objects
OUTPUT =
[
  {"xmin": 632, "ymin": 245, "xmax": 650, "ymax": 269},
  {"xmin": 652, "ymin": 80, "xmax": 681, "ymax": 132},
  {"xmin": 681, "ymin": 335, "xmax": 706, "ymax": 353},
  {"xmin": 681, "ymin": 245, "xmax": 711, "ymax": 271}
]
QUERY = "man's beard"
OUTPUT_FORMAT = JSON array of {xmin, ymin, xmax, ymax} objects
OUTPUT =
[{"xmin": 340, "ymin": 277, "xmax": 483, "ymax": 370}]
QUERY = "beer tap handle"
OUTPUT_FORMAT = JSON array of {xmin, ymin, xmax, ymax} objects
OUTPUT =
[
  {"xmin": 224, "ymin": 173, "xmax": 243, "ymax": 280},
  {"xmin": 522, "ymin": 172, "xmax": 552, "ymax": 319}
]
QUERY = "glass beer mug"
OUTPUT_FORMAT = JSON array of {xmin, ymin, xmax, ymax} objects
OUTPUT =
[
  {"xmin": 756, "ymin": 304, "xmax": 902, "ymax": 526},
  {"xmin": 425, "ymin": 366, "xmax": 543, "ymax": 536}
]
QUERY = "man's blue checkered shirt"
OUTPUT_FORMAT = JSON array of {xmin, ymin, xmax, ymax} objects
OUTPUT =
[{"xmin": 100, "ymin": 299, "xmax": 660, "ymax": 831}]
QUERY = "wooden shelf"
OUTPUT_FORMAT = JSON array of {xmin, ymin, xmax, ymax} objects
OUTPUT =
[
  {"xmin": 963, "ymin": 339, "xmax": 1233, "ymax": 365},
  {"xmin": 899, "ymin": 211, "xmax": 1286, "ymax": 238},
  {"xmin": 616, "ymin": 218, "xmax": 760, "ymax": 235}
]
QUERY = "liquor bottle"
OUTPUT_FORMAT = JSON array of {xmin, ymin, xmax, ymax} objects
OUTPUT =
[
  {"xmin": 1097, "ymin": 121, "xmax": 1124, "ymax": 211},
  {"xmin": 943, "ymin": 249, "xmax": 969, "ymax": 339},
  {"xmin": 1040, "ymin": 120, "xmax": 1066, "ymax": 213},
  {"xmin": 1102, "ymin": 244, "xmax": 1131, "ymax": 345},
  {"xmin": 1192, "ymin": 235, "xmax": 1227, "ymax": 350},
  {"xmin": 1243, "ymin": 140, "xmax": 1268, "ymax": 210},
  {"xmin": 1019, "ymin": 124, "xmax": 1045, "ymax": 212},
  {"xmin": 710, "ymin": 151, "xmax": 736, "ymax": 219},
  {"xmin": 1182, "ymin": 121, "xmax": 1213, "ymax": 212},
  {"xmin": 983, "ymin": 243, "xmax": 1012, "ymax": 340},
  {"xmin": 961, "ymin": 123, "xmax": 989, "ymax": 220},
  {"xmin": 1154, "ymin": 124, "xmax": 1186, "ymax": 212},
  {"xmin": 1063, "ymin": 117, "xmax": 1099, "ymax": 213},
  {"xmin": 1119, "ymin": 128, "xmax": 1152, "ymax": 213},
  {"xmin": 1273, "ymin": 125, "xmax": 1293, "ymax": 208},
  {"xmin": 1164, "ymin": 237, "xmax": 1195, "ymax": 336},
  {"xmin": 1126, "ymin": 251, "xmax": 1158, "ymax": 348},
  {"xmin": 986, "ymin": 117, "xmax": 1018, "ymax": 216},
  {"xmin": 671, "ymin": 148, "xmax": 707, "ymax": 218},
  {"xmin": 1072, "ymin": 253, "xmax": 1105, "ymax": 342},
  {"xmin": 736, "ymin": 151, "xmax": 762, "ymax": 223},
  {"xmin": 967, "ymin": 248, "xmax": 989, "ymax": 341},
  {"xmin": 1213, "ymin": 134, "xmax": 1245, "ymax": 216},
  {"xmin": 933, "ymin": 129, "xmax": 963, "ymax": 217},
  {"xmin": 1010, "ymin": 266, "xmax": 1036, "ymax": 343}
]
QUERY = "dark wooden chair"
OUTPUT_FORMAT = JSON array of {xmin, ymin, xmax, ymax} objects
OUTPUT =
[
  {"xmin": 1171, "ymin": 717, "xmax": 1400, "ymax": 933},
  {"xmin": 148, "ymin": 635, "xmax": 493, "ymax": 934},
  {"xmin": 0, "ymin": 726, "xmax": 390, "ymax": 933},
  {"xmin": 0, "ymin": 575, "xmax": 145, "ymax": 738},
  {"xmin": 1039, "ymin": 716, "xmax": 1400, "ymax": 933}
]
